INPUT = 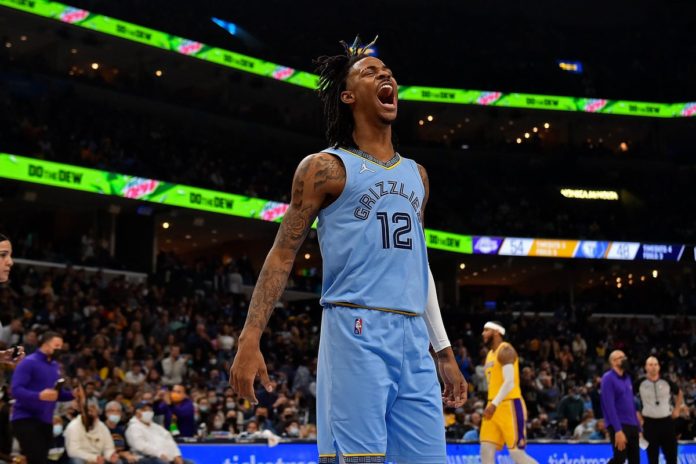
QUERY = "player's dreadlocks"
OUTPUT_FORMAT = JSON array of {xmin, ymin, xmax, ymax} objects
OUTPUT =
[{"xmin": 314, "ymin": 36, "xmax": 378, "ymax": 148}]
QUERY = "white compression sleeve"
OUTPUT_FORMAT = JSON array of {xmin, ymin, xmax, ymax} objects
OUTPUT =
[
  {"xmin": 423, "ymin": 266, "xmax": 451, "ymax": 352},
  {"xmin": 491, "ymin": 363, "xmax": 515, "ymax": 406}
]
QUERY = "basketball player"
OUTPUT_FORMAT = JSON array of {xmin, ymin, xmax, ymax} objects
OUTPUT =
[
  {"xmin": 480, "ymin": 321, "xmax": 538, "ymax": 464},
  {"xmin": 0, "ymin": 234, "xmax": 26, "ymax": 364},
  {"xmin": 230, "ymin": 37, "xmax": 466, "ymax": 463}
]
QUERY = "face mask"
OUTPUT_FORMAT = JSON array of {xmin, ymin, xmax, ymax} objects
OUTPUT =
[
  {"xmin": 140, "ymin": 411, "xmax": 154, "ymax": 423},
  {"xmin": 225, "ymin": 402, "xmax": 235, "ymax": 410},
  {"xmin": 208, "ymin": 397, "xmax": 218, "ymax": 405},
  {"xmin": 51, "ymin": 349, "xmax": 63, "ymax": 359},
  {"xmin": 620, "ymin": 359, "xmax": 630, "ymax": 371},
  {"xmin": 213, "ymin": 420, "xmax": 224, "ymax": 429},
  {"xmin": 53, "ymin": 424, "xmax": 63, "ymax": 436},
  {"xmin": 171, "ymin": 392, "xmax": 184, "ymax": 403},
  {"xmin": 256, "ymin": 415, "xmax": 267, "ymax": 422},
  {"xmin": 288, "ymin": 426, "xmax": 300, "ymax": 437},
  {"xmin": 107, "ymin": 414, "xmax": 121, "ymax": 424},
  {"xmin": 199, "ymin": 405, "xmax": 210, "ymax": 413}
]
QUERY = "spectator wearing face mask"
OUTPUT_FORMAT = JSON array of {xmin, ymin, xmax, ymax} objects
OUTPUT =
[
  {"xmin": 153, "ymin": 386, "xmax": 195, "ymax": 438},
  {"xmin": 103, "ymin": 402, "xmax": 138, "ymax": 464},
  {"xmin": 125, "ymin": 403, "xmax": 193, "ymax": 464},
  {"xmin": 282, "ymin": 420, "xmax": 301, "ymax": 438}
]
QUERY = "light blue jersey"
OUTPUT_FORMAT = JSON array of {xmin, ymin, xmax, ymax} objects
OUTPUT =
[
  {"xmin": 315, "ymin": 146, "xmax": 444, "ymax": 464},
  {"xmin": 317, "ymin": 146, "xmax": 428, "ymax": 316}
]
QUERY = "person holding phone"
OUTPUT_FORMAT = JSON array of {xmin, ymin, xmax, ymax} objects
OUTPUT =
[
  {"xmin": 0, "ymin": 234, "xmax": 26, "ymax": 366},
  {"xmin": 11, "ymin": 331, "xmax": 82, "ymax": 464}
]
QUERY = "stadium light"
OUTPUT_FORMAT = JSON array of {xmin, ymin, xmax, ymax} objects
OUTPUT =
[
  {"xmin": 544, "ymin": 123, "xmax": 550, "ymax": 129},
  {"xmin": 304, "ymin": 253, "xmax": 311, "ymax": 260},
  {"xmin": 155, "ymin": 69, "xmax": 163, "ymax": 77},
  {"xmin": 459, "ymin": 263, "xmax": 466, "ymax": 270},
  {"xmin": 652, "ymin": 270, "xmax": 658, "ymax": 278},
  {"xmin": 427, "ymin": 115, "xmax": 434, "ymax": 122},
  {"xmin": 91, "ymin": 62, "xmax": 99, "ymax": 70},
  {"xmin": 162, "ymin": 222, "xmax": 170, "ymax": 229}
]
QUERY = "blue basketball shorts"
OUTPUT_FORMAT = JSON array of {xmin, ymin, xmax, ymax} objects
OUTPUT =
[{"xmin": 316, "ymin": 305, "xmax": 446, "ymax": 464}]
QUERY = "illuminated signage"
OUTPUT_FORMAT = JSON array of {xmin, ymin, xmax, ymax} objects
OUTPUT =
[
  {"xmin": 1, "ymin": 0, "xmax": 694, "ymax": 118},
  {"xmin": 560, "ymin": 189, "xmax": 619, "ymax": 200}
]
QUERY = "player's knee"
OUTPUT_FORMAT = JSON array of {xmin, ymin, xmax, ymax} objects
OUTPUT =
[
  {"xmin": 509, "ymin": 449, "xmax": 538, "ymax": 464},
  {"xmin": 480, "ymin": 442, "xmax": 497, "ymax": 464}
]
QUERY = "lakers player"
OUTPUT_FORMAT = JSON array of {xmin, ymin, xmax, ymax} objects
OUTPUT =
[
  {"xmin": 480, "ymin": 321, "xmax": 538, "ymax": 464},
  {"xmin": 230, "ymin": 37, "xmax": 467, "ymax": 464}
]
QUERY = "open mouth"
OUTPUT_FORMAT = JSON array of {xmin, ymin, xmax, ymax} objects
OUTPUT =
[{"xmin": 377, "ymin": 82, "xmax": 396, "ymax": 108}]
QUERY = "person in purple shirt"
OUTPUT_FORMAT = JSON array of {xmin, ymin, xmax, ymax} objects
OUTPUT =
[
  {"xmin": 11, "ymin": 331, "xmax": 81, "ymax": 464},
  {"xmin": 601, "ymin": 350, "xmax": 641, "ymax": 464},
  {"xmin": 153, "ymin": 385, "xmax": 195, "ymax": 437}
]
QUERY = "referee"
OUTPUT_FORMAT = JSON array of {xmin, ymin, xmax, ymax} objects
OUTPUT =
[{"xmin": 636, "ymin": 356, "xmax": 683, "ymax": 464}]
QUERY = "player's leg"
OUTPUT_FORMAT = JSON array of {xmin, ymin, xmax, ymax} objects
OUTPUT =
[
  {"xmin": 480, "ymin": 442, "xmax": 498, "ymax": 464},
  {"xmin": 385, "ymin": 316, "xmax": 445, "ymax": 464},
  {"xmin": 317, "ymin": 306, "xmax": 399, "ymax": 463},
  {"xmin": 480, "ymin": 402, "xmax": 505, "ymax": 464},
  {"xmin": 503, "ymin": 399, "xmax": 538, "ymax": 464}
]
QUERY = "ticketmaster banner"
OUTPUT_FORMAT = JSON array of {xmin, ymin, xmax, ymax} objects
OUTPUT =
[{"xmin": 178, "ymin": 443, "xmax": 696, "ymax": 464}]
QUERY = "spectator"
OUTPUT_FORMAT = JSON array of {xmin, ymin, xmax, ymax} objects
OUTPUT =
[
  {"xmin": 572, "ymin": 334, "xmax": 588, "ymax": 359},
  {"xmin": 64, "ymin": 404, "xmax": 120, "ymax": 464},
  {"xmin": 124, "ymin": 364, "xmax": 146, "ymax": 387},
  {"xmin": 125, "ymin": 403, "xmax": 192, "ymax": 464},
  {"xmin": 573, "ymin": 410, "xmax": 597, "ymax": 440},
  {"xmin": 557, "ymin": 386, "xmax": 586, "ymax": 431},
  {"xmin": 161, "ymin": 346, "xmax": 187, "ymax": 387},
  {"xmin": 153, "ymin": 385, "xmax": 196, "ymax": 438},
  {"xmin": 252, "ymin": 407, "xmax": 276, "ymax": 434},
  {"xmin": 589, "ymin": 419, "xmax": 609, "ymax": 440},
  {"xmin": 103, "ymin": 401, "xmax": 139, "ymax": 464},
  {"xmin": 462, "ymin": 412, "xmax": 481, "ymax": 441}
]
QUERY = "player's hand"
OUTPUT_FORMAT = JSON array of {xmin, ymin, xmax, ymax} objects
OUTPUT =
[
  {"xmin": 437, "ymin": 348, "xmax": 467, "ymax": 408},
  {"xmin": 230, "ymin": 336, "xmax": 273, "ymax": 405},
  {"xmin": 483, "ymin": 403, "xmax": 497, "ymax": 420},
  {"xmin": 614, "ymin": 430, "xmax": 627, "ymax": 451}
]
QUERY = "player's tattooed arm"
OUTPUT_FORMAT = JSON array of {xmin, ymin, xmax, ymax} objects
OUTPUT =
[
  {"xmin": 241, "ymin": 153, "xmax": 345, "ymax": 338},
  {"xmin": 416, "ymin": 163, "xmax": 429, "ymax": 225},
  {"xmin": 497, "ymin": 344, "xmax": 518, "ymax": 365}
]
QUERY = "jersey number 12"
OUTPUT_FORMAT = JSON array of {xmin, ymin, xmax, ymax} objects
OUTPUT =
[{"xmin": 376, "ymin": 212, "xmax": 413, "ymax": 250}]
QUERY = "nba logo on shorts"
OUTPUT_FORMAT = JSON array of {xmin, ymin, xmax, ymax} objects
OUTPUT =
[{"xmin": 354, "ymin": 318, "xmax": 363, "ymax": 335}]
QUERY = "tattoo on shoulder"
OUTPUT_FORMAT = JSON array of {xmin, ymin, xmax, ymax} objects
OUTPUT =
[
  {"xmin": 313, "ymin": 154, "xmax": 346, "ymax": 192},
  {"xmin": 498, "ymin": 345, "xmax": 517, "ymax": 364}
]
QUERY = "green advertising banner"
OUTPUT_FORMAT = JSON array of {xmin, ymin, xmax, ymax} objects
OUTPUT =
[
  {"xmin": 0, "ymin": 153, "xmax": 473, "ymax": 254},
  {"xmin": 1, "ymin": 0, "xmax": 694, "ymax": 118}
]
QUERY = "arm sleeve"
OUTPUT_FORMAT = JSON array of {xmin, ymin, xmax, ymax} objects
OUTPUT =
[
  {"xmin": 600, "ymin": 377, "xmax": 622, "ymax": 432},
  {"xmin": 10, "ymin": 361, "xmax": 41, "ymax": 402},
  {"xmin": 64, "ymin": 422, "xmax": 100, "ymax": 461},
  {"xmin": 423, "ymin": 266, "xmax": 451, "ymax": 352},
  {"xmin": 491, "ymin": 364, "xmax": 515, "ymax": 407}
]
